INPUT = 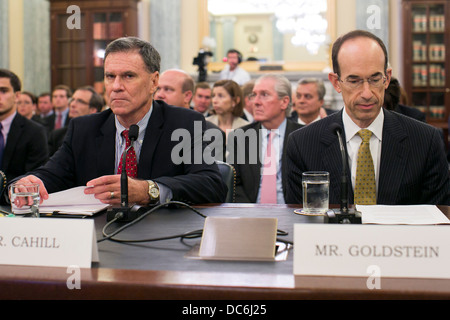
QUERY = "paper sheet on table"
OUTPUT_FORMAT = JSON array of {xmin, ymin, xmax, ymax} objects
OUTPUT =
[
  {"xmin": 357, "ymin": 205, "xmax": 450, "ymax": 225},
  {"xmin": 40, "ymin": 186, "xmax": 109, "ymax": 216}
]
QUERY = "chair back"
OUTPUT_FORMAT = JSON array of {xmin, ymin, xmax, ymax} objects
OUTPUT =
[{"xmin": 216, "ymin": 161, "xmax": 235, "ymax": 203}]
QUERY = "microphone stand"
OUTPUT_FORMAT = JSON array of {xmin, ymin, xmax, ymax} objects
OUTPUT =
[
  {"xmin": 107, "ymin": 126, "xmax": 146, "ymax": 222},
  {"xmin": 324, "ymin": 127, "xmax": 362, "ymax": 224}
]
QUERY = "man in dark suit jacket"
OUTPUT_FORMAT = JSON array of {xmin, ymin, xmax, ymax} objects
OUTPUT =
[
  {"xmin": 285, "ymin": 30, "xmax": 449, "ymax": 206},
  {"xmin": 48, "ymin": 85, "xmax": 104, "ymax": 156},
  {"xmin": 228, "ymin": 74, "xmax": 302, "ymax": 203},
  {"xmin": 0, "ymin": 69, "xmax": 48, "ymax": 185},
  {"xmin": 13, "ymin": 37, "xmax": 226, "ymax": 206}
]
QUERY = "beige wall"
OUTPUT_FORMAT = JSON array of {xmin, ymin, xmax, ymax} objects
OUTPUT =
[{"xmin": 8, "ymin": 0, "xmax": 24, "ymax": 82}]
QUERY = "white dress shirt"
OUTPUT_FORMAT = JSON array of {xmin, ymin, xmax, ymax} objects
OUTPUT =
[{"xmin": 342, "ymin": 107, "xmax": 384, "ymax": 195}]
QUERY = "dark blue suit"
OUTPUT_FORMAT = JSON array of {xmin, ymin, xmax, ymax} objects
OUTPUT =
[
  {"xmin": 285, "ymin": 109, "xmax": 449, "ymax": 205},
  {"xmin": 22, "ymin": 100, "xmax": 227, "ymax": 204}
]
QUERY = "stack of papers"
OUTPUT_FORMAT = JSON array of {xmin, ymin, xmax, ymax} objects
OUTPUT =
[
  {"xmin": 357, "ymin": 205, "xmax": 450, "ymax": 225},
  {"xmin": 40, "ymin": 186, "xmax": 109, "ymax": 216}
]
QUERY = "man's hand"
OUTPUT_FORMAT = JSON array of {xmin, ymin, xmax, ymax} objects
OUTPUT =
[
  {"xmin": 86, "ymin": 175, "xmax": 148, "ymax": 205},
  {"xmin": 13, "ymin": 175, "xmax": 48, "ymax": 204}
]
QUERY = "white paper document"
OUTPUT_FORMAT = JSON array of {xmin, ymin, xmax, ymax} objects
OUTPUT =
[
  {"xmin": 357, "ymin": 204, "xmax": 450, "ymax": 225},
  {"xmin": 40, "ymin": 186, "xmax": 109, "ymax": 216}
]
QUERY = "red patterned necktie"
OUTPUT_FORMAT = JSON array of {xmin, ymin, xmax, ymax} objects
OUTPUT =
[{"xmin": 117, "ymin": 129, "xmax": 137, "ymax": 178}]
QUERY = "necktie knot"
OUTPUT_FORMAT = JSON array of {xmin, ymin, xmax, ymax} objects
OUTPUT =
[{"xmin": 358, "ymin": 129, "xmax": 372, "ymax": 143}]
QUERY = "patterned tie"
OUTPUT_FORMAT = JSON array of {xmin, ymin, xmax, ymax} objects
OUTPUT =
[
  {"xmin": 354, "ymin": 129, "xmax": 376, "ymax": 205},
  {"xmin": 117, "ymin": 130, "xmax": 137, "ymax": 178},
  {"xmin": 260, "ymin": 131, "xmax": 277, "ymax": 203}
]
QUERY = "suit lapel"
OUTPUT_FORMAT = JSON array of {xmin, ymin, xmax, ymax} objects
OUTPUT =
[
  {"xmin": 96, "ymin": 112, "xmax": 116, "ymax": 176},
  {"xmin": 377, "ymin": 111, "xmax": 408, "ymax": 204},
  {"xmin": 137, "ymin": 102, "xmax": 164, "ymax": 178},
  {"xmin": 3, "ymin": 114, "xmax": 24, "ymax": 170},
  {"xmin": 320, "ymin": 111, "xmax": 353, "ymax": 204}
]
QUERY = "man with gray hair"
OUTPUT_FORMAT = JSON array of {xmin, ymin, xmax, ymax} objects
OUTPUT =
[
  {"xmin": 227, "ymin": 74, "xmax": 302, "ymax": 203},
  {"xmin": 12, "ymin": 36, "xmax": 227, "ymax": 206},
  {"xmin": 291, "ymin": 77, "xmax": 333, "ymax": 125}
]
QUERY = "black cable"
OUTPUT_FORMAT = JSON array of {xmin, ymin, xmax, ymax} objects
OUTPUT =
[
  {"xmin": 98, "ymin": 201, "xmax": 206, "ymax": 243},
  {"xmin": 98, "ymin": 200, "xmax": 291, "ymax": 246}
]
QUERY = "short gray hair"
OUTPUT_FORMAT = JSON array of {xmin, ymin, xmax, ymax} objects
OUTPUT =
[
  {"xmin": 297, "ymin": 78, "xmax": 326, "ymax": 100},
  {"xmin": 104, "ymin": 36, "xmax": 161, "ymax": 74},
  {"xmin": 255, "ymin": 74, "xmax": 292, "ymax": 116}
]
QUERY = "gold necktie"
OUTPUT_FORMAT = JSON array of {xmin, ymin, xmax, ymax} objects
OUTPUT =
[{"xmin": 354, "ymin": 129, "xmax": 376, "ymax": 205}]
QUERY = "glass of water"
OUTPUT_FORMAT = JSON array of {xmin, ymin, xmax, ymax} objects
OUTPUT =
[
  {"xmin": 302, "ymin": 171, "xmax": 329, "ymax": 215},
  {"xmin": 9, "ymin": 182, "xmax": 40, "ymax": 217}
]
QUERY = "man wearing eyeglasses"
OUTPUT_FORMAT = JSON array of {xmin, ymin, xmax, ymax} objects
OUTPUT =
[
  {"xmin": 48, "ymin": 86, "xmax": 104, "ymax": 156},
  {"xmin": 285, "ymin": 30, "xmax": 449, "ymax": 206}
]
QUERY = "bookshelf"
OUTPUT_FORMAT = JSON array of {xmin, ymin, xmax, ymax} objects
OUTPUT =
[
  {"xmin": 402, "ymin": 0, "xmax": 449, "ymax": 137},
  {"xmin": 50, "ymin": 0, "xmax": 138, "ymax": 93}
]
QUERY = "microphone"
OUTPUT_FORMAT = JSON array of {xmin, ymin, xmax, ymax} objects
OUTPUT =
[
  {"xmin": 107, "ymin": 124, "xmax": 147, "ymax": 222},
  {"xmin": 324, "ymin": 124, "xmax": 362, "ymax": 224},
  {"xmin": 120, "ymin": 124, "xmax": 139, "ymax": 207}
]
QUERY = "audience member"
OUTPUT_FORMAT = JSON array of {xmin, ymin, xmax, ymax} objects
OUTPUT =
[
  {"xmin": 154, "ymin": 69, "xmax": 193, "ymax": 109},
  {"xmin": 227, "ymin": 74, "xmax": 302, "ymax": 203},
  {"xmin": 207, "ymin": 80, "xmax": 249, "ymax": 142},
  {"xmin": 48, "ymin": 86, "xmax": 104, "ymax": 156},
  {"xmin": 51, "ymin": 84, "xmax": 72, "ymax": 130},
  {"xmin": 31, "ymin": 92, "xmax": 54, "ymax": 133},
  {"xmin": 219, "ymin": 49, "xmax": 251, "ymax": 86},
  {"xmin": 17, "ymin": 91, "xmax": 37, "ymax": 119},
  {"xmin": 384, "ymin": 77, "xmax": 426, "ymax": 122},
  {"xmin": 241, "ymin": 80, "xmax": 255, "ymax": 122},
  {"xmin": 12, "ymin": 37, "xmax": 226, "ymax": 206},
  {"xmin": 192, "ymin": 81, "xmax": 212, "ymax": 116},
  {"xmin": 290, "ymin": 78, "xmax": 334, "ymax": 125},
  {"xmin": 0, "ymin": 69, "xmax": 48, "ymax": 184},
  {"xmin": 155, "ymin": 69, "xmax": 225, "ymax": 161},
  {"xmin": 285, "ymin": 30, "xmax": 449, "ymax": 205}
]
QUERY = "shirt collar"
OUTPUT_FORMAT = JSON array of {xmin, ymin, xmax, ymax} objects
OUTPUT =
[{"xmin": 342, "ymin": 107, "xmax": 384, "ymax": 142}]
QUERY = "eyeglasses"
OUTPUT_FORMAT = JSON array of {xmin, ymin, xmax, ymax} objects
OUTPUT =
[{"xmin": 337, "ymin": 74, "xmax": 387, "ymax": 89}]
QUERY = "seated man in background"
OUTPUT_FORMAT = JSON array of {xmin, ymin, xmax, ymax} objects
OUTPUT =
[
  {"xmin": 12, "ymin": 37, "xmax": 227, "ymax": 206},
  {"xmin": 192, "ymin": 81, "xmax": 212, "ymax": 117},
  {"xmin": 155, "ymin": 69, "xmax": 226, "ymax": 162},
  {"xmin": 0, "ymin": 69, "xmax": 48, "ymax": 183},
  {"xmin": 285, "ymin": 30, "xmax": 449, "ymax": 206},
  {"xmin": 48, "ymin": 85, "xmax": 104, "ymax": 156},
  {"xmin": 290, "ymin": 78, "xmax": 334, "ymax": 125},
  {"xmin": 227, "ymin": 74, "xmax": 302, "ymax": 203}
]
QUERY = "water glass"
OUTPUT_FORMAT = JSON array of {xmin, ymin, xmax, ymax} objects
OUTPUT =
[
  {"xmin": 302, "ymin": 171, "xmax": 329, "ymax": 214},
  {"xmin": 9, "ymin": 182, "xmax": 40, "ymax": 217}
]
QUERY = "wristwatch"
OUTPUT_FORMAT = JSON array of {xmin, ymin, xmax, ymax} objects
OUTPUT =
[{"xmin": 146, "ymin": 180, "xmax": 160, "ymax": 204}]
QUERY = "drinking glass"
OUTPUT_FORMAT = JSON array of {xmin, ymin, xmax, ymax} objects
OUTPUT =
[
  {"xmin": 302, "ymin": 171, "xmax": 329, "ymax": 214},
  {"xmin": 9, "ymin": 182, "xmax": 40, "ymax": 217}
]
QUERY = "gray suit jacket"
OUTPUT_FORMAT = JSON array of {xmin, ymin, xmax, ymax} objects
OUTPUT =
[
  {"xmin": 228, "ymin": 119, "xmax": 302, "ymax": 203},
  {"xmin": 285, "ymin": 109, "xmax": 449, "ymax": 205}
]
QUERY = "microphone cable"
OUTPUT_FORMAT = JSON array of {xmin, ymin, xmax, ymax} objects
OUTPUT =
[
  {"xmin": 98, "ymin": 200, "xmax": 291, "ymax": 246},
  {"xmin": 98, "ymin": 201, "xmax": 206, "ymax": 243}
]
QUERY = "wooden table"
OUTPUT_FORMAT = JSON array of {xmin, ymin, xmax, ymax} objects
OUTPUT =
[{"xmin": 0, "ymin": 204, "xmax": 449, "ymax": 301}]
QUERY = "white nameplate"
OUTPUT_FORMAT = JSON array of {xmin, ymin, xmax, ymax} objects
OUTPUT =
[
  {"xmin": 0, "ymin": 218, "xmax": 98, "ymax": 268},
  {"xmin": 294, "ymin": 224, "xmax": 450, "ymax": 279}
]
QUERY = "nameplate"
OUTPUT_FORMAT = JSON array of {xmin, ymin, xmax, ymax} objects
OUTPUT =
[
  {"xmin": 294, "ymin": 224, "xmax": 450, "ymax": 279},
  {"xmin": 0, "ymin": 218, "xmax": 98, "ymax": 268}
]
